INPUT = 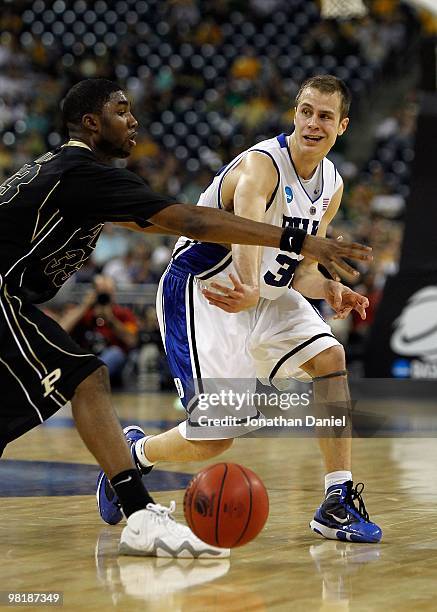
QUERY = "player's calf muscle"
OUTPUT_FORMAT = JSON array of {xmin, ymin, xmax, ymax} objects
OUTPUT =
[{"xmin": 73, "ymin": 366, "xmax": 111, "ymax": 400}]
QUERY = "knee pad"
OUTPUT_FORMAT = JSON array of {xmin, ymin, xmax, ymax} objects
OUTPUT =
[{"xmin": 312, "ymin": 369, "xmax": 348, "ymax": 382}]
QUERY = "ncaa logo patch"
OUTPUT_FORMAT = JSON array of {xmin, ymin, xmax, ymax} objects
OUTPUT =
[{"xmin": 284, "ymin": 186, "xmax": 293, "ymax": 204}]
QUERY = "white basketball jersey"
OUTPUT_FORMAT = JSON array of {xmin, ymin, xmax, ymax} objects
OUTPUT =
[{"xmin": 172, "ymin": 133, "xmax": 343, "ymax": 299}]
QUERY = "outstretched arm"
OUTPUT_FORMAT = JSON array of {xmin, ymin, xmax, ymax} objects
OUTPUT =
[
  {"xmin": 115, "ymin": 190, "xmax": 372, "ymax": 279},
  {"xmin": 114, "ymin": 221, "xmax": 181, "ymax": 236},
  {"xmin": 148, "ymin": 201, "xmax": 372, "ymax": 279}
]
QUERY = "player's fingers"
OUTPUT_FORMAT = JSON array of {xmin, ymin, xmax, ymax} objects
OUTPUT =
[
  {"xmin": 202, "ymin": 289, "xmax": 219, "ymax": 300},
  {"xmin": 207, "ymin": 298, "xmax": 231, "ymax": 309},
  {"xmin": 352, "ymin": 295, "xmax": 369, "ymax": 308},
  {"xmin": 203, "ymin": 292, "xmax": 231, "ymax": 305},
  {"xmin": 208, "ymin": 301, "xmax": 234, "ymax": 312},
  {"xmin": 209, "ymin": 282, "xmax": 231, "ymax": 294},
  {"xmin": 333, "ymin": 257, "xmax": 360, "ymax": 278},
  {"xmin": 206, "ymin": 291, "xmax": 245, "ymax": 312},
  {"xmin": 203, "ymin": 287, "xmax": 237, "ymax": 300},
  {"xmin": 331, "ymin": 286, "xmax": 344, "ymax": 309},
  {"xmin": 337, "ymin": 240, "xmax": 372, "ymax": 252},
  {"xmin": 354, "ymin": 303, "xmax": 367, "ymax": 319},
  {"xmin": 227, "ymin": 290, "xmax": 244, "ymax": 299},
  {"xmin": 229, "ymin": 273, "xmax": 243, "ymax": 290},
  {"xmin": 336, "ymin": 242, "xmax": 373, "ymax": 261},
  {"xmin": 203, "ymin": 291, "xmax": 236, "ymax": 304},
  {"xmin": 205, "ymin": 290, "xmax": 241, "ymax": 305},
  {"xmin": 320, "ymin": 260, "xmax": 341, "ymax": 282},
  {"xmin": 356, "ymin": 302, "xmax": 368, "ymax": 314}
]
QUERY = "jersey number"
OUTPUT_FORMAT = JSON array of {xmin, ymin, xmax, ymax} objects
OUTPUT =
[
  {"xmin": 43, "ymin": 225, "xmax": 103, "ymax": 287},
  {"xmin": 263, "ymin": 254, "xmax": 299, "ymax": 287}
]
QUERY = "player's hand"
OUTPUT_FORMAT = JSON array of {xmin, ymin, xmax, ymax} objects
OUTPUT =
[
  {"xmin": 202, "ymin": 273, "xmax": 260, "ymax": 313},
  {"xmin": 301, "ymin": 234, "xmax": 372, "ymax": 281},
  {"xmin": 324, "ymin": 279, "xmax": 369, "ymax": 320}
]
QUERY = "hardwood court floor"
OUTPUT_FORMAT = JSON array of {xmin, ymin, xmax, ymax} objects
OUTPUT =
[{"xmin": 2, "ymin": 393, "xmax": 437, "ymax": 611}]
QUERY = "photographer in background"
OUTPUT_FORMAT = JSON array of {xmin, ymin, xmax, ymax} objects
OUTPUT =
[{"xmin": 60, "ymin": 275, "xmax": 139, "ymax": 386}]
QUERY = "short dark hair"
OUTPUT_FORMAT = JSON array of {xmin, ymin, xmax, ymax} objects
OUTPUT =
[
  {"xmin": 295, "ymin": 75, "xmax": 351, "ymax": 120},
  {"xmin": 62, "ymin": 78, "xmax": 122, "ymax": 127}
]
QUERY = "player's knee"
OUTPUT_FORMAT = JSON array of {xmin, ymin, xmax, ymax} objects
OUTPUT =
[
  {"xmin": 73, "ymin": 365, "xmax": 111, "ymax": 401},
  {"xmin": 194, "ymin": 438, "xmax": 234, "ymax": 460},
  {"xmin": 307, "ymin": 345, "xmax": 346, "ymax": 378}
]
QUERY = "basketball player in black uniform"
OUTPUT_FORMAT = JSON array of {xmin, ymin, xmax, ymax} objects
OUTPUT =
[{"xmin": 0, "ymin": 78, "xmax": 372, "ymax": 557}]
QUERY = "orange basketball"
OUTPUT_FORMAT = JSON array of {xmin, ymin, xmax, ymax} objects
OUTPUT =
[{"xmin": 183, "ymin": 462, "xmax": 269, "ymax": 548}]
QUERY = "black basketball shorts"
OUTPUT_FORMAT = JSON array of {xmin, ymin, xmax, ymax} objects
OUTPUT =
[{"xmin": 0, "ymin": 281, "xmax": 103, "ymax": 449}]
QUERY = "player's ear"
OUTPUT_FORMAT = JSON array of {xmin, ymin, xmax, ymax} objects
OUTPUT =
[
  {"xmin": 82, "ymin": 113, "xmax": 100, "ymax": 133},
  {"xmin": 338, "ymin": 117, "xmax": 349, "ymax": 136}
]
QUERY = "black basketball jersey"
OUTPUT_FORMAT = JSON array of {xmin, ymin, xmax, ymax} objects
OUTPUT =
[{"xmin": 0, "ymin": 142, "xmax": 175, "ymax": 303}]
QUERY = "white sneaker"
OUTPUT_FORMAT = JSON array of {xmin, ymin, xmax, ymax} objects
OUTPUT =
[{"xmin": 119, "ymin": 501, "xmax": 230, "ymax": 559}]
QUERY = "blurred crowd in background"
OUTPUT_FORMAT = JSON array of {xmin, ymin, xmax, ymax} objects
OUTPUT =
[{"xmin": 0, "ymin": 0, "xmax": 432, "ymax": 385}]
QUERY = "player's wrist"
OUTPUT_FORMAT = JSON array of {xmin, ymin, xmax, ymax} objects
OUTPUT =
[{"xmin": 280, "ymin": 227, "xmax": 306, "ymax": 255}]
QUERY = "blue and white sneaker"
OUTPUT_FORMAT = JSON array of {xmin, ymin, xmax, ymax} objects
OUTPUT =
[
  {"xmin": 96, "ymin": 425, "xmax": 153, "ymax": 525},
  {"xmin": 96, "ymin": 471, "xmax": 123, "ymax": 525},
  {"xmin": 310, "ymin": 481, "xmax": 382, "ymax": 543}
]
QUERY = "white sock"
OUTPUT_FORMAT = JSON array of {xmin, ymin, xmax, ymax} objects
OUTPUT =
[
  {"xmin": 135, "ymin": 436, "xmax": 156, "ymax": 468},
  {"xmin": 325, "ymin": 470, "xmax": 352, "ymax": 493}
]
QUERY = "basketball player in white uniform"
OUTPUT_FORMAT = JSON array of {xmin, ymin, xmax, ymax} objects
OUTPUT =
[{"xmin": 103, "ymin": 75, "xmax": 382, "ymax": 543}]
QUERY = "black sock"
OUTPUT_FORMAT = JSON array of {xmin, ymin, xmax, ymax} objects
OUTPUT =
[{"xmin": 111, "ymin": 469, "xmax": 155, "ymax": 518}]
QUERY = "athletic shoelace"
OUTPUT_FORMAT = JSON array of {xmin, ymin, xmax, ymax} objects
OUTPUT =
[
  {"xmin": 146, "ymin": 501, "xmax": 200, "ymax": 538},
  {"xmin": 347, "ymin": 482, "xmax": 369, "ymax": 521},
  {"xmin": 146, "ymin": 500, "xmax": 176, "ymax": 521}
]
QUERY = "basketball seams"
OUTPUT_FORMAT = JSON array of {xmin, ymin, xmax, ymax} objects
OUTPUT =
[
  {"xmin": 233, "ymin": 464, "xmax": 253, "ymax": 547},
  {"xmin": 215, "ymin": 463, "xmax": 228, "ymax": 547}
]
